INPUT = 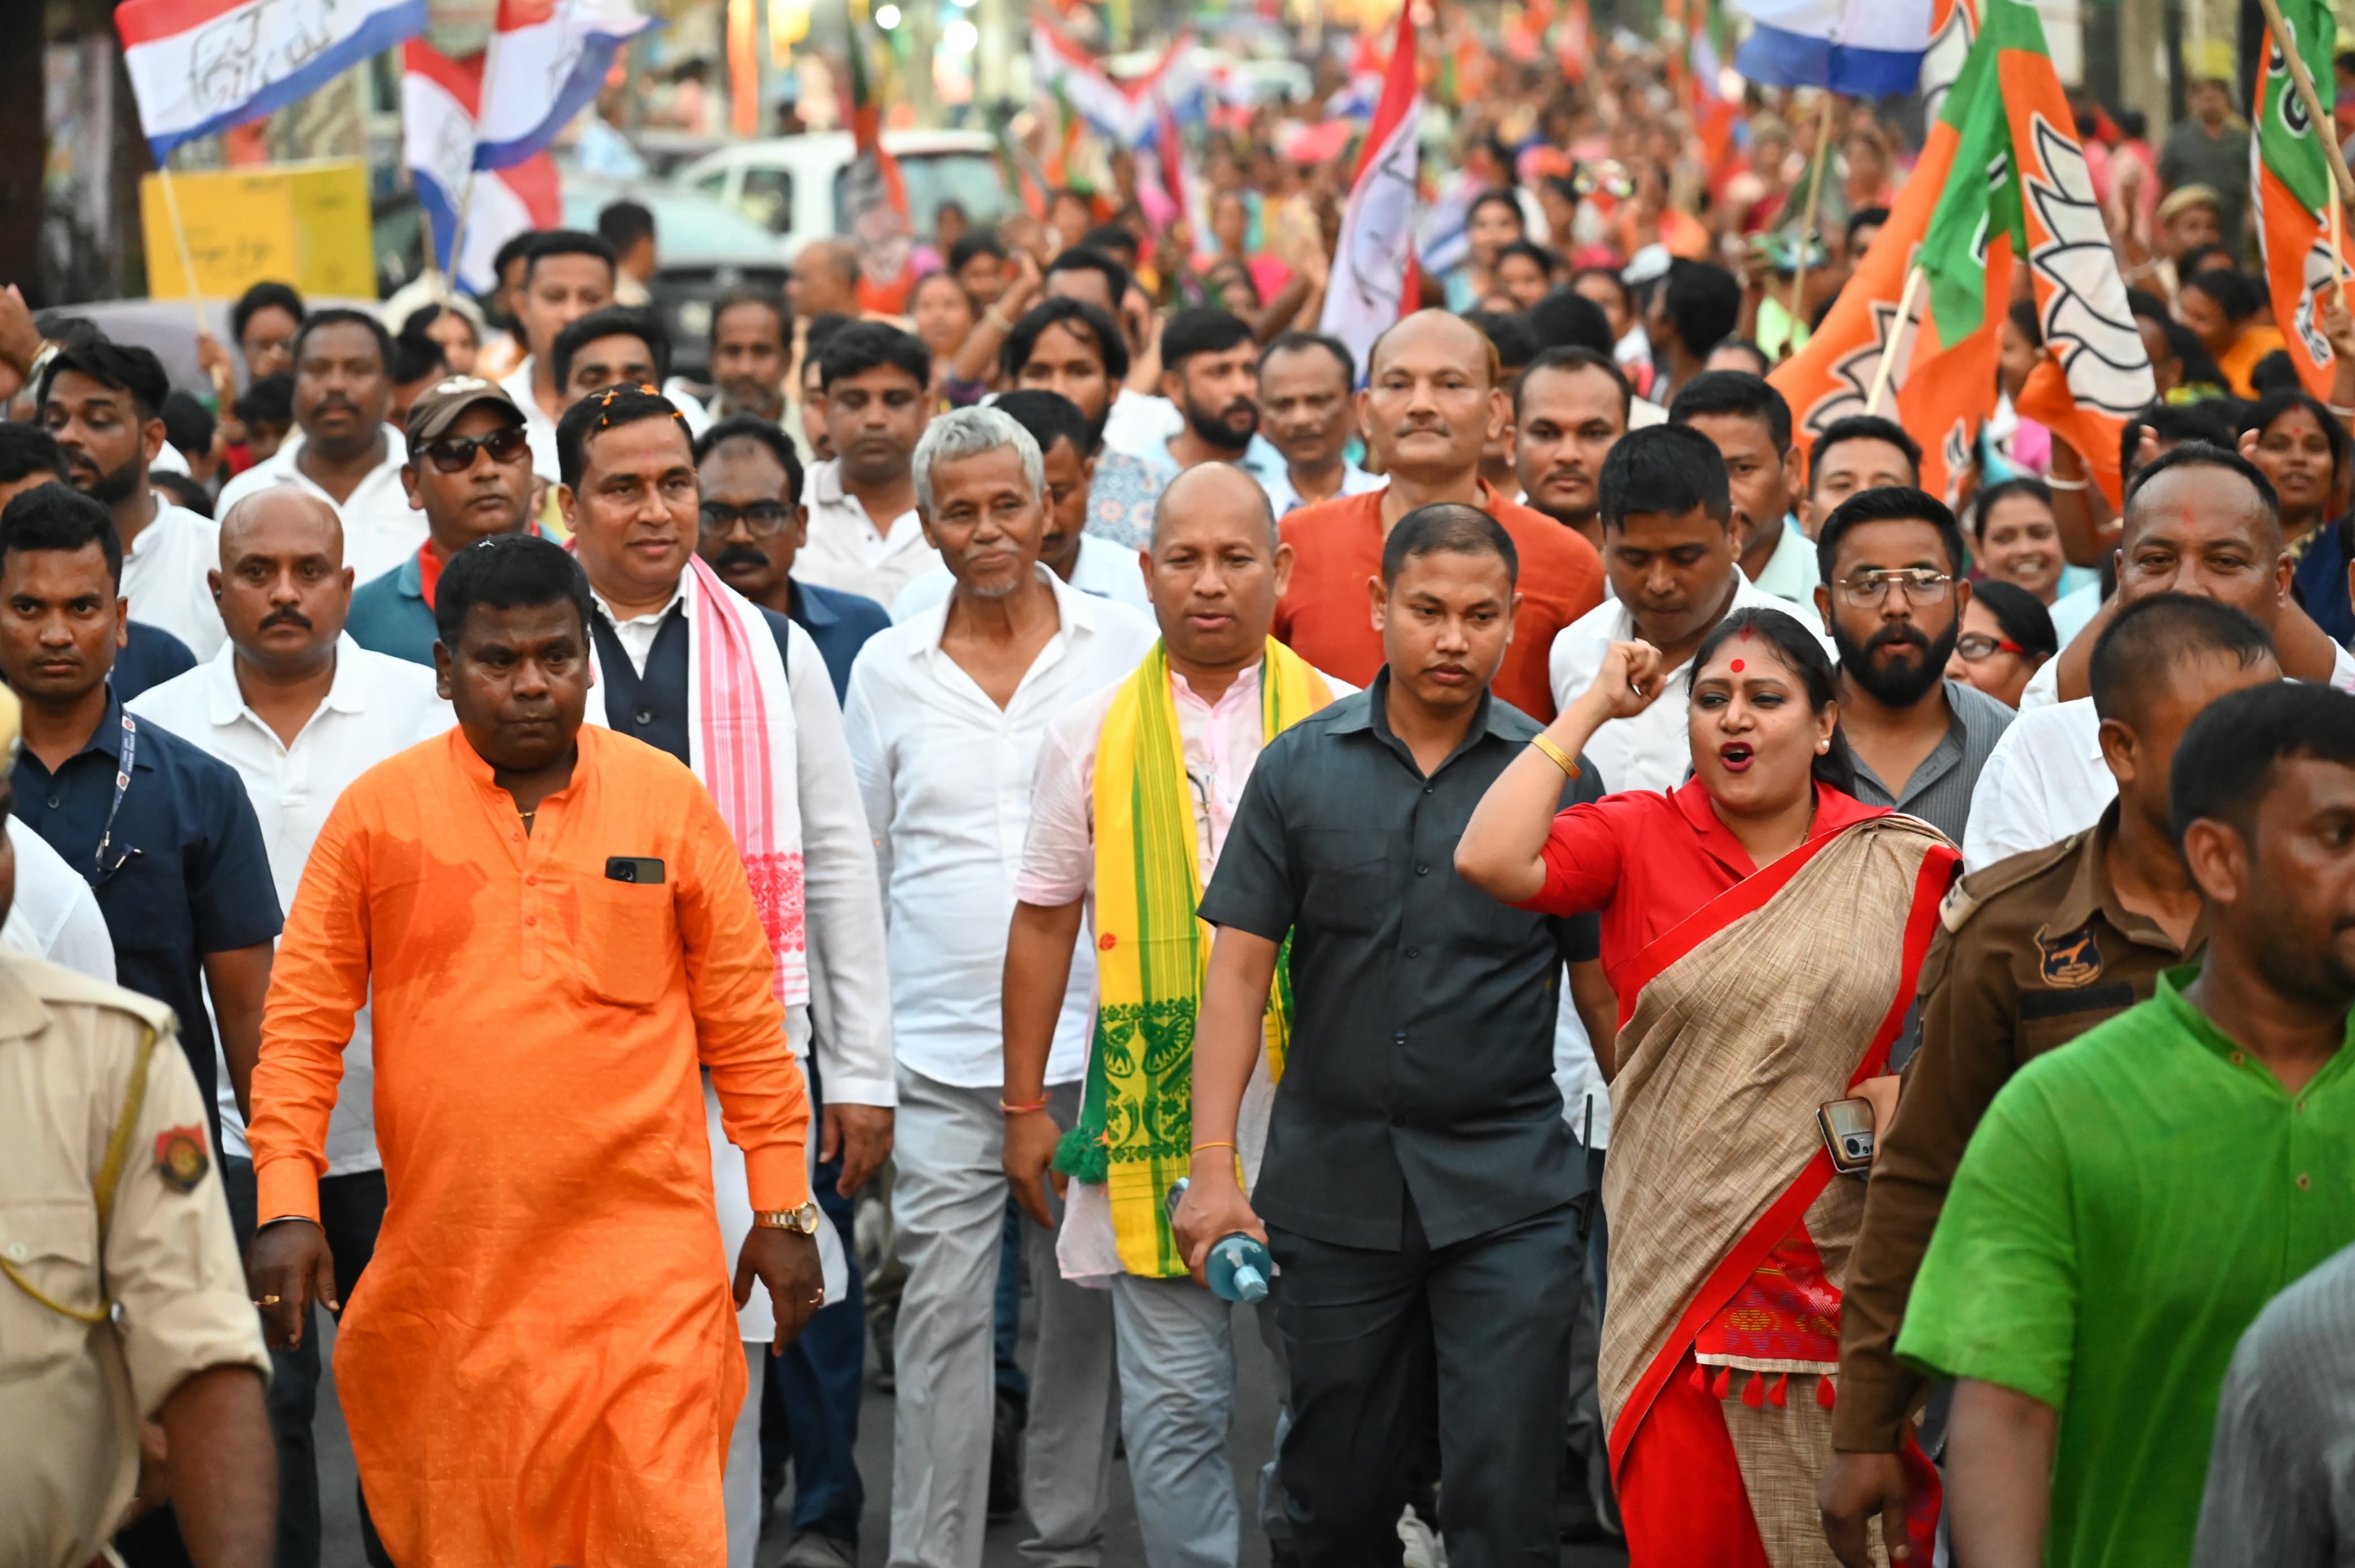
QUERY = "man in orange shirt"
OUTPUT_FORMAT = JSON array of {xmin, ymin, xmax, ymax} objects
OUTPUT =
[
  {"xmin": 244, "ymin": 534, "xmax": 822, "ymax": 1568},
  {"xmin": 1274, "ymin": 311, "xmax": 1603, "ymax": 719}
]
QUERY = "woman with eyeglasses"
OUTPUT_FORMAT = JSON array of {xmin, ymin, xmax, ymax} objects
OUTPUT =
[
  {"xmin": 1947, "ymin": 579, "xmax": 2058, "ymax": 709},
  {"xmin": 1456, "ymin": 605, "xmax": 1957, "ymax": 1568}
]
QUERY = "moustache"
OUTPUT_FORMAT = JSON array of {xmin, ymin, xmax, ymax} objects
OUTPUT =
[
  {"xmin": 260, "ymin": 609, "xmax": 313, "ymax": 631},
  {"xmin": 713, "ymin": 545, "xmax": 770, "ymax": 572},
  {"xmin": 1865, "ymin": 624, "xmax": 1931, "ymax": 658},
  {"xmin": 1393, "ymin": 418, "xmax": 1453, "ymax": 440}
]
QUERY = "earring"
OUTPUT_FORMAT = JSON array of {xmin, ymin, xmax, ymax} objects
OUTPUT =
[{"xmin": 1816, "ymin": 740, "xmax": 1830, "ymax": 753}]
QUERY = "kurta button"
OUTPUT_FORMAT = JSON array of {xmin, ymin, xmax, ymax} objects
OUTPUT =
[
  {"xmin": 526, "ymin": 915, "xmax": 538, "ymax": 927},
  {"xmin": 44, "ymin": 795, "xmax": 56, "ymax": 810},
  {"xmin": 3, "ymin": 1241, "xmax": 25, "ymax": 1261},
  {"xmin": 2230, "ymin": 1052, "xmax": 2246, "ymax": 1066},
  {"xmin": 635, "ymin": 708, "xmax": 655, "ymax": 727},
  {"xmin": 2298, "ymin": 1173, "xmax": 2313, "ymax": 1190},
  {"xmin": 1416, "ymin": 864, "xmax": 1429, "ymax": 876},
  {"xmin": 1407, "ymin": 946, "xmax": 1420, "ymax": 959},
  {"xmin": 525, "ymin": 876, "xmax": 537, "ymax": 886}
]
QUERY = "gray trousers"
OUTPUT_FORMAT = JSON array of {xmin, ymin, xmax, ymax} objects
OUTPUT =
[
  {"xmin": 1110, "ymin": 1274, "xmax": 1241, "ymax": 1568},
  {"xmin": 888, "ymin": 1068, "xmax": 1116, "ymax": 1568}
]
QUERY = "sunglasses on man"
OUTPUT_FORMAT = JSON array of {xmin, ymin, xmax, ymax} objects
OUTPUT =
[{"xmin": 421, "ymin": 426, "xmax": 532, "ymax": 473}]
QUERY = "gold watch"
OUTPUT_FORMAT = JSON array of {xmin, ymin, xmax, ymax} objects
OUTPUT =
[{"xmin": 754, "ymin": 1202, "xmax": 823, "ymax": 1234}]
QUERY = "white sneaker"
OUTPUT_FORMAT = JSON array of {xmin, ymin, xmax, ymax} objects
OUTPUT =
[{"xmin": 1398, "ymin": 1504, "xmax": 1448, "ymax": 1568}]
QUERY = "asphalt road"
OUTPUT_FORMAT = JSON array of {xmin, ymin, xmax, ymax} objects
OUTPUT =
[{"xmin": 310, "ymin": 1302, "xmax": 1631, "ymax": 1568}]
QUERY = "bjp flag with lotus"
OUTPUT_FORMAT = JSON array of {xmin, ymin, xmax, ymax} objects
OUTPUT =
[
  {"xmin": 2251, "ymin": 0, "xmax": 2342, "ymax": 400},
  {"xmin": 1773, "ymin": 0, "xmax": 2151, "ymax": 507}
]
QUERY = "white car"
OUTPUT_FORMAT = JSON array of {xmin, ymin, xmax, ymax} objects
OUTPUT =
[{"xmin": 676, "ymin": 130, "xmax": 1016, "ymax": 249}]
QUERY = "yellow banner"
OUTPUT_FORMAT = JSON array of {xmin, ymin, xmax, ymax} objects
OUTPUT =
[{"xmin": 140, "ymin": 161, "xmax": 376, "ymax": 302}]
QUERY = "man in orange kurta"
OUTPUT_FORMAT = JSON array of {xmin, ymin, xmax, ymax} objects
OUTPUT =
[{"xmin": 244, "ymin": 534, "xmax": 821, "ymax": 1568}]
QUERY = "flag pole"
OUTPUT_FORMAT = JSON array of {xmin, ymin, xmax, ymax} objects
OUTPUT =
[
  {"xmin": 153, "ymin": 162, "xmax": 208, "ymax": 334},
  {"xmin": 1788, "ymin": 88, "xmax": 1837, "ymax": 336},
  {"xmin": 441, "ymin": 168, "xmax": 480, "ymax": 307},
  {"xmin": 2254, "ymin": 0, "xmax": 2355, "ymax": 299},
  {"xmin": 1865, "ymin": 264, "xmax": 1925, "ymax": 417}
]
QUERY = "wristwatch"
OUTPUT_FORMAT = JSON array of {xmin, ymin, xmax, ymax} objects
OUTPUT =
[{"xmin": 753, "ymin": 1202, "xmax": 823, "ymax": 1234}]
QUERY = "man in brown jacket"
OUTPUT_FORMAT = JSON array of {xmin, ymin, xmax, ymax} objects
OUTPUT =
[{"xmin": 1818, "ymin": 594, "xmax": 2282, "ymax": 1565}]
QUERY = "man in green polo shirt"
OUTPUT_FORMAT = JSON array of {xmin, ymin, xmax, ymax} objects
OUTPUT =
[{"xmin": 1899, "ymin": 680, "xmax": 2355, "ymax": 1568}]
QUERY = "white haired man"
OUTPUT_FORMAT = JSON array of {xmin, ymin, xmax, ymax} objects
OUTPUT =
[{"xmin": 843, "ymin": 408, "xmax": 1157, "ymax": 1567}]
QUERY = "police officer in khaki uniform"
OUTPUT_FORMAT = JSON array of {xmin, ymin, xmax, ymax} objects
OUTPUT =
[
  {"xmin": 1817, "ymin": 595, "xmax": 2283, "ymax": 1564},
  {"xmin": 0, "ymin": 670, "xmax": 277, "ymax": 1567}
]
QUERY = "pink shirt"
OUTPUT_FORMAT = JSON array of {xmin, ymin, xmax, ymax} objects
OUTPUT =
[{"xmin": 1016, "ymin": 654, "xmax": 1354, "ymax": 1281}]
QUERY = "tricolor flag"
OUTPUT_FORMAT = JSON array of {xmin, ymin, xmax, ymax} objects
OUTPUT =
[
  {"xmin": 1731, "ymin": 0, "xmax": 1933, "ymax": 95},
  {"xmin": 845, "ymin": 22, "xmax": 914, "ymax": 315},
  {"xmin": 1317, "ymin": 1, "xmax": 1422, "ymax": 378},
  {"xmin": 2252, "ymin": 0, "xmax": 2343, "ymax": 400},
  {"xmin": 473, "ymin": 0, "xmax": 656, "ymax": 171},
  {"xmin": 403, "ymin": 41, "xmax": 562, "ymax": 294},
  {"xmin": 117, "ymin": 0, "xmax": 428, "ymax": 159},
  {"xmin": 1029, "ymin": 22, "xmax": 1199, "ymax": 148},
  {"xmin": 1771, "ymin": 0, "xmax": 2150, "ymax": 506}
]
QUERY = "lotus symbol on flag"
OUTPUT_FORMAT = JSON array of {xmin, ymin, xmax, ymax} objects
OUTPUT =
[
  {"xmin": 2023, "ymin": 117, "xmax": 2153, "ymax": 417},
  {"xmin": 2294, "ymin": 236, "xmax": 2338, "ymax": 363}
]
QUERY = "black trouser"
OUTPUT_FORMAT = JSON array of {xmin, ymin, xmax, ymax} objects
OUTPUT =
[
  {"xmin": 217, "ymin": 1157, "xmax": 388, "ymax": 1568},
  {"xmin": 1265, "ymin": 1196, "xmax": 1582, "ymax": 1567}
]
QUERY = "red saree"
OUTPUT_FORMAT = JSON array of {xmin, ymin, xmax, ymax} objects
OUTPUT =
[{"xmin": 1600, "ymin": 814, "xmax": 1957, "ymax": 1568}]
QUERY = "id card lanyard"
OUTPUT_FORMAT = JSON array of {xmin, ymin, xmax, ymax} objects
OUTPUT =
[{"xmin": 92, "ymin": 711, "xmax": 136, "ymax": 884}]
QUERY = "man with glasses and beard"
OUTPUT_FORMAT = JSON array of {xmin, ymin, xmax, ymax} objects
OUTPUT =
[
  {"xmin": 348, "ymin": 379, "xmax": 538, "ymax": 667},
  {"xmin": 1811, "ymin": 488, "xmax": 2014, "ymax": 846},
  {"xmin": 1147, "ymin": 309, "xmax": 1261, "ymax": 475}
]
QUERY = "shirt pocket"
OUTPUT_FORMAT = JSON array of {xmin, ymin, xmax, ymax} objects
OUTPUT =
[
  {"xmin": 574, "ymin": 877, "xmax": 679, "ymax": 1009},
  {"xmin": 0, "ymin": 1198, "xmax": 104, "ymax": 1375},
  {"xmin": 1301, "ymin": 829, "xmax": 1391, "ymax": 935}
]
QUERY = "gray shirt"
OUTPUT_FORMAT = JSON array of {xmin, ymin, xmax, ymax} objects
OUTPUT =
[
  {"xmin": 1845, "ymin": 678, "xmax": 2015, "ymax": 846},
  {"xmin": 2194, "ymin": 1240, "xmax": 2355, "ymax": 1568},
  {"xmin": 1197, "ymin": 671, "xmax": 1596, "ymax": 1253}
]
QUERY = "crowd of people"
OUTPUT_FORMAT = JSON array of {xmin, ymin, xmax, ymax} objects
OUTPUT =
[{"xmin": 5, "ymin": 24, "xmax": 2355, "ymax": 1568}]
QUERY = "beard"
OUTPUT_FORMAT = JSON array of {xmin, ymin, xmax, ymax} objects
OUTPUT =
[
  {"xmin": 1184, "ymin": 396, "xmax": 1258, "ymax": 455},
  {"xmin": 80, "ymin": 451, "xmax": 145, "ymax": 506},
  {"xmin": 1834, "ymin": 616, "xmax": 1959, "ymax": 708}
]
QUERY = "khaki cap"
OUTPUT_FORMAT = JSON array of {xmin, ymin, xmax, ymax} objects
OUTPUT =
[{"xmin": 404, "ymin": 375, "xmax": 524, "ymax": 446}]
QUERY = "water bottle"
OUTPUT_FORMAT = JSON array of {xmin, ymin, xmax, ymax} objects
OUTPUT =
[{"xmin": 1164, "ymin": 1177, "xmax": 1274, "ymax": 1304}]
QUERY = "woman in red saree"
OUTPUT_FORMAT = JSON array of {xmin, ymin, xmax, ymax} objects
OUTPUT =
[{"xmin": 1459, "ymin": 607, "xmax": 1955, "ymax": 1567}]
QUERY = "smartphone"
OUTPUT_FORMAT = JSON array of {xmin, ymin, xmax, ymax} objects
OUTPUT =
[
  {"xmin": 605, "ymin": 856, "xmax": 666, "ymax": 885},
  {"xmin": 1818, "ymin": 1097, "xmax": 1877, "ymax": 1176}
]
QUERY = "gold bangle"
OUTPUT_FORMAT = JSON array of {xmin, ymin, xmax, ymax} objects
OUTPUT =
[
  {"xmin": 1190, "ymin": 1140, "xmax": 1238, "ymax": 1155},
  {"xmin": 1530, "ymin": 734, "xmax": 1582, "ymax": 779}
]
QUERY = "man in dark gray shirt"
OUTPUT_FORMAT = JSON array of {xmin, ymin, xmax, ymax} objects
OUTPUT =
[
  {"xmin": 2159, "ymin": 78, "xmax": 2252, "ymax": 246},
  {"xmin": 1813, "ymin": 486, "xmax": 2013, "ymax": 845},
  {"xmin": 1175, "ymin": 504, "xmax": 1598, "ymax": 1565},
  {"xmin": 2195, "ymin": 1239, "xmax": 2355, "ymax": 1568}
]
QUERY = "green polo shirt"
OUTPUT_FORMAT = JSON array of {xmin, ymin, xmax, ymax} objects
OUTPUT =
[{"xmin": 1897, "ymin": 967, "xmax": 2355, "ymax": 1568}]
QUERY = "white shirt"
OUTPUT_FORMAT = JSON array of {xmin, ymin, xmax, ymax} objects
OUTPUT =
[
  {"xmin": 2019, "ymin": 628, "xmax": 2355, "ymax": 712},
  {"xmin": 845, "ymin": 565, "xmax": 1158, "ymax": 1088},
  {"xmin": 1745, "ymin": 515, "xmax": 1823, "ymax": 614},
  {"xmin": 127, "ymin": 635, "xmax": 453, "ymax": 1172},
  {"xmin": 795, "ymin": 457, "xmax": 941, "ymax": 610},
  {"xmin": 499, "ymin": 357, "xmax": 563, "ymax": 483},
  {"xmin": 1100, "ymin": 389, "xmax": 1182, "ymax": 461},
  {"xmin": 1257, "ymin": 458, "xmax": 1384, "ymax": 522},
  {"xmin": 1977, "ymin": 644, "xmax": 2355, "ymax": 869},
  {"xmin": 586, "ymin": 580, "xmax": 897, "ymax": 1106},
  {"xmin": 1960, "ymin": 697, "xmax": 2109, "ymax": 869},
  {"xmin": 0, "ymin": 820, "xmax": 115, "ymax": 983},
  {"xmin": 123, "ymin": 500, "xmax": 226, "ymax": 662},
  {"xmin": 213, "ymin": 430, "xmax": 425, "ymax": 585},
  {"xmin": 2047, "ymin": 577, "xmax": 2104, "ymax": 649},
  {"xmin": 888, "ymin": 533, "xmax": 1150, "ymax": 623},
  {"xmin": 1013, "ymin": 657, "xmax": 1356, "ymax": 1282},
  {"xmin": 1548, "ymin": 569, "xmax": 1834, "ymax": 793}
]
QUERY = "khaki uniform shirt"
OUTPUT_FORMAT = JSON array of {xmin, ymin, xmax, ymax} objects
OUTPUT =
[
  {"xmin": 0, "ymin": 952, "xmax": 268, "ymax": 1568},
  {"xmin": 1834, "ymin": 802, "xmax": 2202, "ymax": 1451}
]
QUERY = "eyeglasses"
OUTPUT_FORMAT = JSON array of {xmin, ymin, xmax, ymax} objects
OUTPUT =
[
  {"xmin": 1836, "ymin": 568, "xmax": 1955, "ymax": 607},
  {"xmin": 1954, "ymin": 631, "xmax": 2028, "ymax": 661},
  {"xmin": 422, "ymin": 426, "xmax": 530, "ymax": 473},
  {"xmin": 699, "ymin": 500, "xmax": 796, "ymax": 537}
]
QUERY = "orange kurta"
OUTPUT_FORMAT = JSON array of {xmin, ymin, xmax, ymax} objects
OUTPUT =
[{"xmin": 247, "ymin": 724, "xmax": 811, "ymax": 1568}]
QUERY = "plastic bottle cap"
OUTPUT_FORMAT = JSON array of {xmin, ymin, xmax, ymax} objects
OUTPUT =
[{"xmin": 1230, "ymin": 1263, "xmax": 1269, "ymax": 1303}]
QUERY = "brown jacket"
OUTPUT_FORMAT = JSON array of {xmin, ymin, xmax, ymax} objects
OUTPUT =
[{"xmin": 1832, "ymin": 803, "xmax": 2202, "ymax": 1450}]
